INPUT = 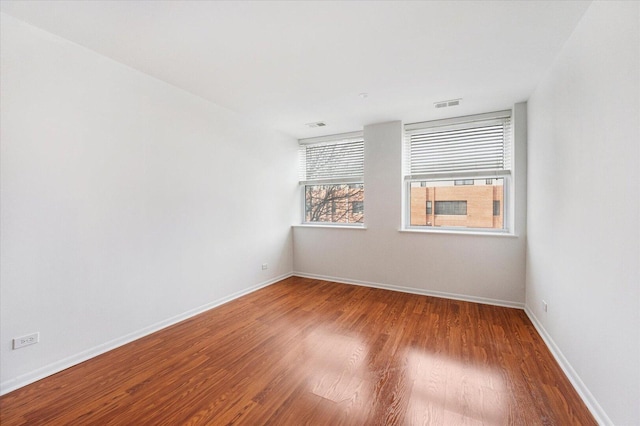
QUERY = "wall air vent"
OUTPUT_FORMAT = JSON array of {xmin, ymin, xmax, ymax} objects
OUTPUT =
[
  {"xmin": 306, "ymin": 121, "xmax": 327, "ymax": 128},
  {"xmin": 434, "ymin": 98, "xmax": 462, "ymax": 109}
]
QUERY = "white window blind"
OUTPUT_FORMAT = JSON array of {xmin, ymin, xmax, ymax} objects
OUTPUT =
[
  {"xmin": 405, "ymin": 110, "xmax": 511, "ymax": 180},
  {"xmin": 299, "ymin": 132, "xmax": 364, "ymax": 184}
]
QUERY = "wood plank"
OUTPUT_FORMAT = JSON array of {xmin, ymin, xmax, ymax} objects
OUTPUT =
[{"xmin": 0, "ymin": 276, "xmax": 596, "ymax": 425}]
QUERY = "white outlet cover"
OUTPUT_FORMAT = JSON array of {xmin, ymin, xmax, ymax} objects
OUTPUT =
[{"xmin": 13, "ymin": 332, "xmax": 39, "ymax": 349}]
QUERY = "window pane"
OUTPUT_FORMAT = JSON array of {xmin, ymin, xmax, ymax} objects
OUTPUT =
[
  {"xmin": 305, "ymin": 184, "xmax": 364, "ymax": 224},
  {"xmin": 435, "ymin": 201, "xmax": 467, "ymax": 215},
  {"xmin": 409, "ymin": 178, "xmax": 504, "ymax": 229}
]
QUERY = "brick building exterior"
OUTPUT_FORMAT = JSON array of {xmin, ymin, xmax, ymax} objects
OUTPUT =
[{"xmin": 410, "ymin": 180, "xmax": 503, "ymax": 229}]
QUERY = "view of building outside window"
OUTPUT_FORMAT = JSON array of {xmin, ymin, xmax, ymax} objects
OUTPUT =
[
  {"xmin": 305, "ymin": 183, "xmax": 364, "ymax": 224},
  {"xmin": 409, "ymin": 178, "xmax": 503, "ymax": 229}
]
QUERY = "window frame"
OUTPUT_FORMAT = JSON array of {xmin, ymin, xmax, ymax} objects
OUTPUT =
[
  {"xmin": 301, "ymin": 182, "xmax": 364, "ymax": 225},
  {"xmin": 403, "ymin": 110, "xmax": 513, "ymax": 234},
  {"xmin": 299, "ymin": 131, "xmax": 365, "ymax": 227},
  {"xmin": 404, "ymin": 175, "xmax": 510, "ymax": 232}
]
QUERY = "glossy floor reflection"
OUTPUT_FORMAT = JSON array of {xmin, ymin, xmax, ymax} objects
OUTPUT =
[
  {"xmin": 406, "ymin": 350, "xmax": 506, "ymax": 424},
  {"xmin": 0, "ymin": 277, "xmax": 596, "ymax": 425}
]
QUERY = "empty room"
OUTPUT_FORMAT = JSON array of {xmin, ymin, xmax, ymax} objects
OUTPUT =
[{"xmin": 0, "ymin": 1, "xmax": 638, "ymax": 425}]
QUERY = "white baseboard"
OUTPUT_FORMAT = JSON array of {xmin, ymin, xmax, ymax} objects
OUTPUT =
[
  {"xmin": 293, "ymin": 272, "xmax": 525, "ymax": 309},
  {"xmin": 0, "ymin": 272, "xmax": 292, "ymax": 396},
  {"xmin": 524, "ymin": 306, "xmax": 611, "ymax": 426},
  {"xmin": 296, "ymin": 272, "xmax": 609, "ymax": 423},
  {"xmin": 2, "ymin": 272, "xmax": 607, "ymax": 426}
]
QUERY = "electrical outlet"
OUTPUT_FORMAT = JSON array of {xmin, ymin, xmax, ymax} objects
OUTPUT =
[
  {"xmin": 13, "ymin": 332, "xmax": 39, "ymax": 349},
  {"xmin": 261, "ymin": 263, "xmax": 268, "ymax": 270},
  {"xmin": 542, "ymin": 300, "xmax": 548, "ymax": 313}
]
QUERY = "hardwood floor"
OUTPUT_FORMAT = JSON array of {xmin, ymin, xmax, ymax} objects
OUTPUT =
[{"xmin": 0, "ymin": 276, "xmax": 595, "ymax": 425}]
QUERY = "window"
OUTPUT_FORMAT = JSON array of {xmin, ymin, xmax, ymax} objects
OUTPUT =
[
  {"xmin": 299, "ymin": 132, "xmax": 364, "ymax": 224},
  {"xmin": 304, "ymin": 184, "xmax": 363, "ymax": 223},
  {"xmin": 404, "ymin": 110, "xmax": 511, "ymax": 231},
  {"xmin": 435, "ymin": 201, "xmax": 467, "ymax": 215},
  {"xmin": 409, "ymin": 178, "xmax": 505, "ymax": 227}
]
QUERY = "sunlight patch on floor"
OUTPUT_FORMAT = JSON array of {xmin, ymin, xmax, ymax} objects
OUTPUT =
[{"xmin": 405, "ymin": 349, "xmax": 508, "ymax": 425}]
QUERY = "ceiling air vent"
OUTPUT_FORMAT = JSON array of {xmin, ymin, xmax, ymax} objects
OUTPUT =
[
  {"xmin": 434, "ymin": 98, "xmax": 462, "ymax": 109},
  {"xmin": 306, "ymin": 121, "xmax": 326, "ymax": 128}
]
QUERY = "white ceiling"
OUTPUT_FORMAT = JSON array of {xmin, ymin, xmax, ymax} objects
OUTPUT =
[{"xmin": 0, "ymin": 1, "xmax": 591, "ymax": 139}]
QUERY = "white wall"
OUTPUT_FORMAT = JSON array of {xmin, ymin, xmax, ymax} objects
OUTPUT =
[
  {"xmin": 526, "ymin": 2, "xmax": 639, "ymax": 424},
  {"xmin": 294, "ymin": 104, "xmax": 527, "ymax": 306},
  {"xmin": 0, "ymin": 13, "xmax": 298, "ymax": 393}
]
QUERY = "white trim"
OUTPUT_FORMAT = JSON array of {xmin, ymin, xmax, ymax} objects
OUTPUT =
[
  {"xmin": 405, "ymin": 109, "xmax": 511, "ymax": 131},
  {"xmin": 399, "ymin": 228, "xmax": 517, "ymax": 238},
  {"xmin": 1, "ymin": 271, "xmax": 605, "ymax": 426},
  {"xmin": 299, "ymin": 177, "xmax": 363, "ymax": 185},
  {"xmin": 524, "ymin": 306, "xmax": 612, "ymax": 426},
  {"xmin": 292, "ymin": 224, "xmax": 367, "ymax": 230},
  {"xmin": 298, "ymin": 130, "xmax": 363, "ymax": 145},
  {"xmin": 405, "ymin": 170, "xmax": 511, "ymax": 181},
  {"xmin": 293, "ymin": 272, "xmax": 524, "ymax": 309},
  {"xmin": 0, "ymin": 272, "xmax": 292, "ymax": 396}
]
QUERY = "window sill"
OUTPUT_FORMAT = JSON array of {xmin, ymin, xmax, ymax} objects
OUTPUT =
[
  {"xmin": 293, "ymin": 224, "xmax": 367, "ymax": 230},
  {"xmin": 399, "ymin": 228, "xmax": 517, "ymax": 238}
]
